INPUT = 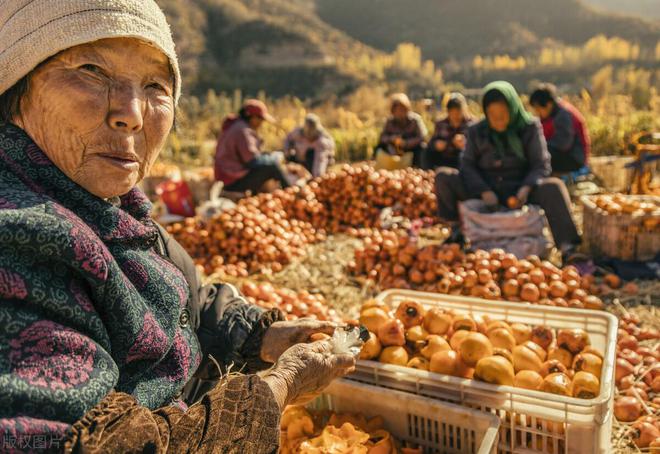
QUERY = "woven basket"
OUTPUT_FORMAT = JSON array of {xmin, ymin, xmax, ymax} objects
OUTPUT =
[
  {"xmin": 580, "ymin": 195, "xmax": 660, "ymax": 261},
  {"xmin": 589, "ymin": 156, "xmax": 635, "ymax": 192}
]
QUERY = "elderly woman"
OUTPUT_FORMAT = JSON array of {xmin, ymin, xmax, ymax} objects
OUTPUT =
[
  {"xmin": 434, "ymin": 81, "xmax": 581, "ymax": 260},
  {"xmin": 375, "ymin": 93, "xmax": 428, "ymax": 168},
  {"xmin": 284, "ymin": 114, "xmax": 335, "ymax": 178},
  {"xmin": 0, "ymin": 1, "xmax": 355, "ymax": 453}
]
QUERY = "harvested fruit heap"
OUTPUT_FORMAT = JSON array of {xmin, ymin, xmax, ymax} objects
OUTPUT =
[
  {"xmin": 592, "ymin": 194, "xmax": 660, "ymax": 217},
  {"xmin": 308, "ymin": 164, "xmax": 437, "ymax": 231},
  {"xmin": 358, "ymin": 299, "xmax": 606, "ymax": 399},
  {"xmin": 349, "ymin": 236, "xmax": 616, "ymax": 308},
  {"xmin": 612, "ymin": 309, "xmax": 660, "ymax": 451},
  {"xmin": 167, "ymin": 194, "xmax": 324, "ymax": 276},
  {"xmin": 239, "ymin": 281, "xmax": 341, "ymax": 322},
  {"xmin": 167, "ymin": 165, "xmax": 437, "ymax": 277},
  {"xmin": 280, "ymin": 406, "xmax": 421, "ymax": 454}
]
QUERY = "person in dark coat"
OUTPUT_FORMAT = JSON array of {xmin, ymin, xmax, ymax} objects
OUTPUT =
[
  {"xmin": 434, "ymin": 81, "xmax": 581, "ymax": 257},
  {"xmin": 0, "ymin": 2, "xmax": 355, "ymax": 452},
  {"xmin": 530, "ymin": 83, "xmax": 591, "ymax": 173},
  {"xmin": 424, "ymin": 93, "xmax": 475, "ymax": 170},
  {"xmin": 375, "ymin": 93, "xmax": 428, "ymax": 168}
]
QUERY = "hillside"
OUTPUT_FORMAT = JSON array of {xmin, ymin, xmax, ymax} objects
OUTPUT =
[
  {"xmin": 158, "ymin": 0, "xmax": 441, "ymax": 98},
  {"xmin": 157, "ymin": 0, "xmax": 659, "ymax": 98},
  {"xmin": 158, "ymin": 0, "xmax": 352, "ymax": 97},
  {"xmin": 315, "ymin": 0, "xmax": 660, "ymax": 62}
]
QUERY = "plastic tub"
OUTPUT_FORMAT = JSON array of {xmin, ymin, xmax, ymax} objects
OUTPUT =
[
  {"xmin": 309, "ymin": 379, "xmax": 500, "ymax": 454},
  {"xmin": 349, "ymin": 290, "xmax": 618, "ymax": 454}
]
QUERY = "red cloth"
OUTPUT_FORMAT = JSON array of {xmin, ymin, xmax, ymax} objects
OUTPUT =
[
  {"xmin": 561, "ymin": 101, "xmax": 591, "ymax": 164},
  {"xmin": 155, "ymin": 180, "xmax": 195, "ymax": 217}
]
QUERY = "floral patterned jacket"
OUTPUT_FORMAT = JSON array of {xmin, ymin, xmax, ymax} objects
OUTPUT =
[{"xmin": 0, "ymin": 123, "xmax": 281, "ymax": 453}]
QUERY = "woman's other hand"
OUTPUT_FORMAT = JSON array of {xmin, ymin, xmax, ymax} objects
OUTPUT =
[
  {"xmin": 260, "ymin": 319, "xmax": 339, "ymax": 363},
  {"xmin": 453, "ymin": 134, "xmax": 466, "ymax": 149},
  {"xmin": 261, "ymin": 340, "xmax": 356, "ymax": 409},
  {"xmin": 481, "ymin": 190, "xmax": 499, "ymax": 207},
  {"xmin": 435, "ymin": 140, "xmax": 448, "ymax": 152}
]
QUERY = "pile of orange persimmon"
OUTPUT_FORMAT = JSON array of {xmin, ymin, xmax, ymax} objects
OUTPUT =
[
  {"xmin": 167, "ymin": 165, "xmax": 437, "ymax": 277},
  {"xmin": 592, "ymin": 194, "xmax": 659, "ymax": 217},
  {"xmin": 349, "ymin": 233, "xmax": 617, "ymax": 309},
  {"xmin": 308, "ymin": 164, "xmax": 437, "ymax": 231},
  {"xmin": 167, "ymin": 194, "xmax": 324, "ymax": 276},
  {"xmin": 280, "ymin": 406, "xmax": 421, "ymax": 454},
  {"xmin": 358, "ymin": 299, "xmax": 604, "ymax": 399},
  {"xmin": 239, "ymin": 281, "xmax": 341, "ymax": 322},
  {"xmin": 612, "ymin": 310, "xmax": 660, "ymax": 450}
]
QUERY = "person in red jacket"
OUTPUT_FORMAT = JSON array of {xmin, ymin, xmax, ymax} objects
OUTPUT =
[
  {"xmin": 530, "ymin": 84, "xmax": 591, "ymax": 174},
  {"xmin": 214, "ymin": 99, "xmax": 292, "ymax": 193}
]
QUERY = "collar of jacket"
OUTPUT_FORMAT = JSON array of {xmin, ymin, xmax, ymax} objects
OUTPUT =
[{"xmin": 0, "ymin": 122, "xmax": 158, "ymax": 246}]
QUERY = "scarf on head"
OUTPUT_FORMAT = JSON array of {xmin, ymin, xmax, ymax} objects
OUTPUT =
[{"xmin": 483, "ymin": 81, "xmax": 534, "ymax": 161}]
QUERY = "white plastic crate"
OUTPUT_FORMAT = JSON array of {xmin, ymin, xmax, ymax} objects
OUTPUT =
[
  {"xmin": 349, "ymin": 290, "xmax": 618, "ymax": 454},
  {"xmin": 309, "ymin": 379, "xmax": 500, "ymax": 454}
]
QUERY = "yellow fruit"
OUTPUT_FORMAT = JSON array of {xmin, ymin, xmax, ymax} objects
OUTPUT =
[
  {"xmin": 475, "ymin": 355, "xmax": 515, "ymax": 386},
  {"xmin": 379, "ymin": 346, "xmax": 409, "ymax": 366},
  {"xmin": 459, "ymin": 332, "xmax": 494, "ymax": 367}
]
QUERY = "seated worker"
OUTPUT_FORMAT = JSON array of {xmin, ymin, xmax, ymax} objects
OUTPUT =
[
  {"xmin": 214, "ymin": 99, "xmax": 291, "ymax": 194},
  {"xmin": 376, "ymin": 93, "xmax": 428, "ymax": 168},
  {"xmin": 424, "ymin": 93, "xmax": 475, "ymax": 170},
  {"xmin": 284, "ymin": 113, "xmax": 335, "ymax": 177},
  {"xmin": 435, "ymin": 81, "xmax": 581, "ymax": 260},
  {"xmin": 530, "ymin": 83, "xmax": 591, "ymax": 174}
]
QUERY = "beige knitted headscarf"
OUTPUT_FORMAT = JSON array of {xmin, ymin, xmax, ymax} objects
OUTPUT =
[{"xmin": 0, "ymin": 0, "xmax": 181, "ymax": 103}]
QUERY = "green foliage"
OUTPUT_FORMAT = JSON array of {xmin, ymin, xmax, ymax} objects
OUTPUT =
[{"xmin": 574, "ymin": 66, "xmax": 660, "ymax": 155}]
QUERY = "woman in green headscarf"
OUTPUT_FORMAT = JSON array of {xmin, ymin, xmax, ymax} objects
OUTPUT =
[{"xmin": 434, "ymin": 81, "xmax": 581, "ymax": 259}]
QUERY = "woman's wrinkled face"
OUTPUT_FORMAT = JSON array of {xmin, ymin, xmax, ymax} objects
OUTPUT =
[
  {"xmin": 15, "ymin": 38, "xmax": 174, "ymax": 199},
  {"xmin": 486, "ymin": 101, "xmax": 510, "ymax": 132}
]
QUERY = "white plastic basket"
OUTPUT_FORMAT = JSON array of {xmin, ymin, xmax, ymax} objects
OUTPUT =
[
  {"xmin": 309, "ymin": 379, "xmax": 500, "ymax": 454},
  {"xmin": 349, "ymin": 290, "xmax": 618, "ymax": 454}
]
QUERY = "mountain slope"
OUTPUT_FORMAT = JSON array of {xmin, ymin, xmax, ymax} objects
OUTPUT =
[
  {"xmin": 316, "ymin": 0, "xmax": 660, "ymax": 62},
  {"xmin": 158, "ymin": 0, "xmax": 395, "ymax": 97}
]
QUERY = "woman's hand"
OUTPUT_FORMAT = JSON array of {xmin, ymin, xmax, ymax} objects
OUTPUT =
[
  {"xmin": 260, "ymin": 319, "xmax": 339, "ymax": 363},
  {"xmin": 516, "ymin": 185, "xmax": 532, "ymax": 206},
  {"xmin": 481, "ymin": 190, "xmax": 499, "ymax": 207},
  {"xmin": 261, "ymin": 340, "xmax": 356, "ymax": 410}
]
